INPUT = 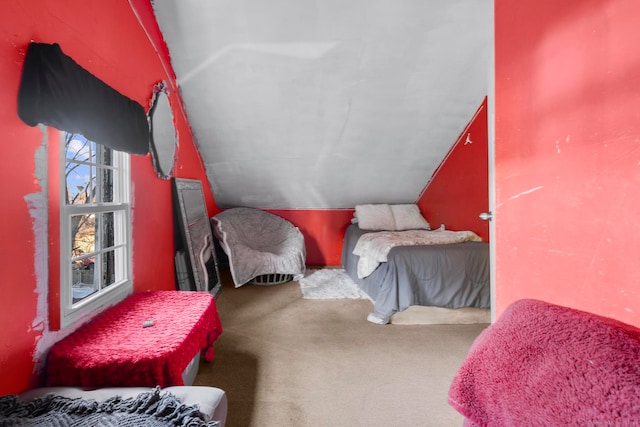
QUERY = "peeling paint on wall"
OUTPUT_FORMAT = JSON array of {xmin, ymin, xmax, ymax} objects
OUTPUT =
[
  {"xmin": 507, "ymin": 185, "xmax": 543, "ymax": 201},
  {"xmin": 26, "ymin": 126, "xmax": 66, "ymax": 383},
  {"xmin": 24, "ymin": 125, "xmax": 51, "ymax": 380}
]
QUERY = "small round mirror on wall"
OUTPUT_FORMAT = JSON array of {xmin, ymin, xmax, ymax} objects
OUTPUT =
[{"xmin": 148, "ymin": 81, "xmax": 177, "ymax": 179}]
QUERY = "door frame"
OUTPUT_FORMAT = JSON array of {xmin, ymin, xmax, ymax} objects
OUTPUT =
[{"xmin": 487, "ymin": 6, "xmax": 496, "ymax": 323}]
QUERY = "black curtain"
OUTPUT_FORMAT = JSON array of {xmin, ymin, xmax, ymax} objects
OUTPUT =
[{"xmin": 17, "ymin": 42, "xmax": 149, "ymax": 155}]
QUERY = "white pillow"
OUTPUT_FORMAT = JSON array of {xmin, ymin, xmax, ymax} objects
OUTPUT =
[
  {"xmin": 354, "ymin": 204, "xmax": 431, "ymax": 231},
  {"xmin": 391, "ymin": 204, "xmax": 431, "ymax": 230},
  {"xmin": 354, "ymin": 204, "xmax": 395, "ymax": 230}
]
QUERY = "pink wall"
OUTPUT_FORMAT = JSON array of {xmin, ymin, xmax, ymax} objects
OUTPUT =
[
  {"xmin": 0, "ymin": 0, "xmax": 216, "ymax": 394},
  {"xmin": 418, "ymin": 98, "xmax": 489, "ymax": 241},
  {"xmin": 495, "ymin": 0, "xmax": 640, "ymax": 326}
]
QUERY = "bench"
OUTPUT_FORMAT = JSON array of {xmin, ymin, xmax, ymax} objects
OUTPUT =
[{"xmin": 46, "ymin": 290, "xmax": 222, "ymax": 388}]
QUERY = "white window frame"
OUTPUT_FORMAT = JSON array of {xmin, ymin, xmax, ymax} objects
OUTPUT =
[{"xmin": 59, "ymin": 132, "xmax": 133, "ymax": 328}]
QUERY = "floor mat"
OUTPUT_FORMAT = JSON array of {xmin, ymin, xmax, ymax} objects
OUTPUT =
[{"xmin": 298, "ymin": 268, "xmax": 369, "ymax": 300}]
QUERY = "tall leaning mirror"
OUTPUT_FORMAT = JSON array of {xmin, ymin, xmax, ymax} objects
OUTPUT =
[{"xmin": 148, "ymin": 81, "xmax": 177, "ymax": 179}]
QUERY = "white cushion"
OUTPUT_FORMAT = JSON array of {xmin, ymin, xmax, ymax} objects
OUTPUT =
[
  {"xmin": 355, "ymin": 204, "xmax": 430, "ymax": 231},
  {"xmin": 391, "ymin": 204, "xmax": 431, "ymax": 230},
  {"xmin": 354, "ymin": 204, "xmax": 395, "ymax": 230}
]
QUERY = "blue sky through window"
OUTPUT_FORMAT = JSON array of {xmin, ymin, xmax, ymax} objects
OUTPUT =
[{"xmin": 65, "ymin": 133, "xmax": 94, "ymax": 204}]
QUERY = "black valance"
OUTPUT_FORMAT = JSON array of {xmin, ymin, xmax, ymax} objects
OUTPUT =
[{"xmin": 17, "ymin": 42, "xmax": 149, "ymax": 155}]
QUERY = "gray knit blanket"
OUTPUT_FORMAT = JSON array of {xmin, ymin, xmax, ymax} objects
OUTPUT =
[{"xmin": 0, "ymin": 387, "xmax": 219, "ymax": 426}]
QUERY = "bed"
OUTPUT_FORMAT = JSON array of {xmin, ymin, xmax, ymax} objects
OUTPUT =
[{"xmin": 341, "ymin": 204, "xmax": 490, "ymax": 324}]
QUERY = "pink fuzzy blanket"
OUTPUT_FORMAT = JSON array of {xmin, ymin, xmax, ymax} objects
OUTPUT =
[{"xmin": 449, "ymin": 299, "xmax": 640, "ymax": 426}]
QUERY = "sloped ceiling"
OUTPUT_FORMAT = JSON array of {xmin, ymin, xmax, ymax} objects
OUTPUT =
[{"xmin": 152, "ymin": 0, "xmax": 492, "ymax": 209}]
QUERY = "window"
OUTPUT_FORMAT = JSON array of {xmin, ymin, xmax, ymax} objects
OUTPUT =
[{"xmin": 60, "ymin": 132, "xmax": 132, "ymax": 328}]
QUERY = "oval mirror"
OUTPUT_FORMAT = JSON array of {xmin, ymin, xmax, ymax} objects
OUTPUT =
[{"xmin": 148, "ymin": 81, "xmax": 177, "ymax": 179}]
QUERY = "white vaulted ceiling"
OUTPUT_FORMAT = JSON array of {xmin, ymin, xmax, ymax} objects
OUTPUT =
[{"xmin": 152, "ymin": 0, "xmax": 492, "ymax": 209}]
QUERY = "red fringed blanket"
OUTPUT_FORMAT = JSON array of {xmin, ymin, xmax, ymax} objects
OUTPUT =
[
  {"xmin": 47, "ymin": 291, "xmax": 222, "ymax": 388},
  {"xmin": 449, "ymin": 299, "xmax": 640, "ymax": 426}
]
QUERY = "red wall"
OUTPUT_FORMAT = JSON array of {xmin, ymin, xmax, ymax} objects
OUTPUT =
[
  {"xmin": 0, "ymin": 0, "xmax": 217, "ymax": 394},
  {"xmin": 418, "ymin": 98, "xmax": 489, "ymax": 241},
  {"xmin": 495, "ymin": 0, "xmax": 640, "ymax": 326},
  {"xmin": 266, "ymin": 209, "xmax": 354, "ymax": 266}
]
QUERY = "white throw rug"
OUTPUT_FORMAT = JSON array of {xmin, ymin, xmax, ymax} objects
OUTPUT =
[
  {"xmin": 298, "ymin": 269, "xmax": 369, "ymax": 300},
  {"xmin": 299, "ymin": 268, "xmax": 491, "ymax": 325}
]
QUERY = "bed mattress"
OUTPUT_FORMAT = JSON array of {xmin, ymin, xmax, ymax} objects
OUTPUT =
[{"xmin": 342, "ymin": 224, "xmax": 490, "ymax": 322}]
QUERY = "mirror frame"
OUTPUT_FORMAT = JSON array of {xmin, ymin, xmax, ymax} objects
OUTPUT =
[
  {"xmin": 148, "ymin": 81, "xmax": 177, "ymax": 179},
  {"xmin": 172, "ymin": 178, "xmax": 222, "ymax": 298}
]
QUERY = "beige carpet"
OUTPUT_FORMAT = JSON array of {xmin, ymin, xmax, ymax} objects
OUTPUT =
[
  {"xmin": 195, "ymin": 269, "xmax": 489, "ymax": 427},
  {"xmin": 391, "ymin": 305, "xmax": 491, "ymax": 325}
]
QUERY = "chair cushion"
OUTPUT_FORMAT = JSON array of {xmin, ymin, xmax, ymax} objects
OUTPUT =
[{"xmin": 212, "ymin": 208, "xmax": 306, "ymax": 287}]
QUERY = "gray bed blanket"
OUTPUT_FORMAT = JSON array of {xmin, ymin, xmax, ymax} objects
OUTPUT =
[
  {"xmin": 0, "ymin": 387, "xmax": 219, "ymax": 426},
  {"xmin": 353, "ymin": 228, "xmax": 483, "ymax": 278},
  {"xmin": 342, "ymin": 224, "xmax": 490, "ymax": 323},
  {"xmin": 211, "ymin": 208, "xmax": 306, "ymax": 287}
]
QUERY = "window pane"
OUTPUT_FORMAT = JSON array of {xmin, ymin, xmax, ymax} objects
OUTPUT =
[
  {"xmin": 65, "ymin": 134, "xmax": 92, "ymax": 163},
  {"xmin": 98, "ymin": 167, "xmax": 114, "ymax": 203},
  {"xmin": 102, "ymin": 250, "xmax": 116, "ymax": 288},
  {"xmin": 71, "ymin": 214, "xmax": 95, "ymax": 258},
  {"xmin": 97, "ymin": 144, "xmax": 113, "ymax": 167},
  {"xmin": 100, "ymin": 212, "xmax": 115, "ymax": 249},
  {"xmin": 71, "ymin": 271, "xmax": 97, "ymax": 304},
  {"xmin": 66, "ymin": 165, "xmax": 96, "ymax": 205},
  {"xmin": 71, "ymin": 257, "xmax": 96, "ymax": 303},
  {"xmin": 112, "ymin": 210, "xmax": 127, "ymax": 246}
]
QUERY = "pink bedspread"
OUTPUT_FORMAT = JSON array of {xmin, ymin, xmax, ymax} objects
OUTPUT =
[
  {"xmin": 47, "ymin": 291, "xmax": 222, "ymax": 388},
  {"xmin": 449, "ymin": 299, "xmax": 640, "ymax": 426}
]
